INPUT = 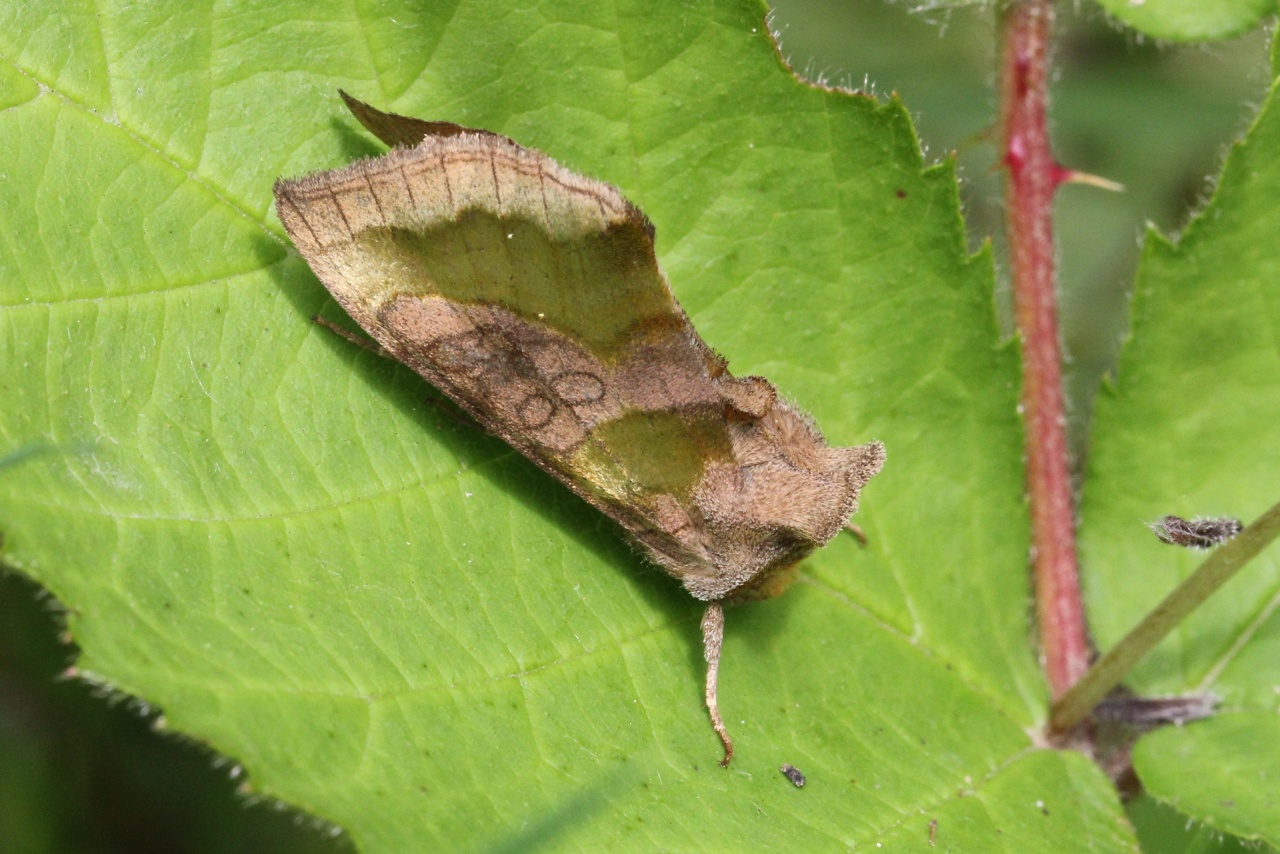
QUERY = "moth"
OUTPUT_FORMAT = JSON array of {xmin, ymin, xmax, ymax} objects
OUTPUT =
[{"xmin": 274, "ymin": 93, "xmax": 885, "ymax": 766}]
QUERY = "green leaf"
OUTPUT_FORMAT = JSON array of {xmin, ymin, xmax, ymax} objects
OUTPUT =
[
  {"xmin": 0, "ymin": 0, "xmax": 1135, "ymax": 850},
  {"xmin": 1127, "ymin": 792, "xmax": 1273, "ymax": 854},
  {"xmin": 0, "ymin": 570, "xmax": 348, "ymax": 854},
  {"xmin": 0, "ymin": 59, "xmax": 38, "ymax": 111},
  {"xmin": 1091, "ymin": 0, "xmax": 1273, "ymax": 42},
  {"xmin": 1133, "ymin": 715, "xmax": 1280, "ymax": 846},
  {"xmin": 1079, "ymin": 41, "xmax": 1280, "ymax": 848}
]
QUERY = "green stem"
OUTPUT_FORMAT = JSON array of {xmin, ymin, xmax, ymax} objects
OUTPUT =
[{"xmin": 1050, "ymin": 499, "xmax": 1280, "ymax": 733}]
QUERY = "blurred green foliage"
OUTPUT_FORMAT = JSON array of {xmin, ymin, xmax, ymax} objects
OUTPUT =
[
  {"xmin": 0, "ymin": 570, "xmax": 354, "ymax": 854},
  {"xmin": 769, "ymin": 0, "xmax": 1272, "ymax": 464},
  {"xmin": 770, "ymin": 2, "xmax": 1277, "ymax": 851}
]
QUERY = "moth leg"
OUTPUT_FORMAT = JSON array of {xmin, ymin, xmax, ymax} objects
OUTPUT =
[
  {"xmin": 843, "ymin": 521, "xmax": 868, "ymax": 546},
  {"xmin": 701, "ymin": 601, "xmax": 733, "ymax": 767}
]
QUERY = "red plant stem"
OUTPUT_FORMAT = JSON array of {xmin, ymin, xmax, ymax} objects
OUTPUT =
[{"xmin": 998, "ymin": 0, "xmax": 1090, "ymax": 702}]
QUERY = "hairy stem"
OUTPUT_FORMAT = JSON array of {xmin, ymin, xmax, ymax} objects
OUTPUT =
[
  {"xmin": 998, "ymin": 0, "xmax": 1091, "ymax": 702},
  {"xmin": 1051, "ymin": 500, "xmax": 1280, "ymax": 733}
]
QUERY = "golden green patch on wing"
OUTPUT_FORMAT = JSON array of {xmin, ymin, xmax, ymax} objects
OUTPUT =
[
  {"xmin": 572, "ymin": 409, "xmax": 734, "ymax": 504},
  {"xmin": 274, "ymin": 133, "xmax": 690, "ymax": 362},
  {"xmin": 354, "ymin": 212, "xmax": 676, "ymax": 358}
]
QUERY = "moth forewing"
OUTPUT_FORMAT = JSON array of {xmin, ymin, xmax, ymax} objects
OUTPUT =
[{"xmin": 274, "ymin": 94, "xmax": 884, "ymax": 767}]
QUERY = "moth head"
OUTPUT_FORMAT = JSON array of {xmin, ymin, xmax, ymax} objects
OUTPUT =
[{"xmin": 677, "ymin": 403, "xmax": 884, "ymax": 602}]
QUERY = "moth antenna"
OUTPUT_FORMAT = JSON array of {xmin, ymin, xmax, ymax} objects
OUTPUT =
[
  {"xmin": 701, "ymin": 601, "xmax": 733, "ymax": 767},
  {"xmin": 311, "ymin": 315, "xmax": 392, "ymax": 358},
  {"xmin": 312, "ymin": 315, "xmax": 478, "ymax": 429}
]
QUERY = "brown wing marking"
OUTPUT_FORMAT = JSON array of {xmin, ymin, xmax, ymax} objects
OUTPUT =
[
  {"xmin": 378, "ymin": 296, "xmax": 607, "ymax": 456},
  {"xmin": 374, "ymin": 294, "xmax": 730, "ymax": 568}
]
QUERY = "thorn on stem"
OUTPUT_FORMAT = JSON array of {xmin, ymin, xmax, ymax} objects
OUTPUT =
[{"xmin": 1054, "ymin": 166, "xmax": 1125, "ymax": 193}]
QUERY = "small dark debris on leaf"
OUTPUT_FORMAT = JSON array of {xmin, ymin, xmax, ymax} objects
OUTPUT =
[
  {"xmin": 928, "ymin": 818, "xmax": 938, "ymax": 845},
  {"xmin": 1150, "ymin": 515, "xmax": 1241, "ymax": 549},
  {"xmin": 780, "ymin": 763, "xmax": 805, "ymax": 787}
]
